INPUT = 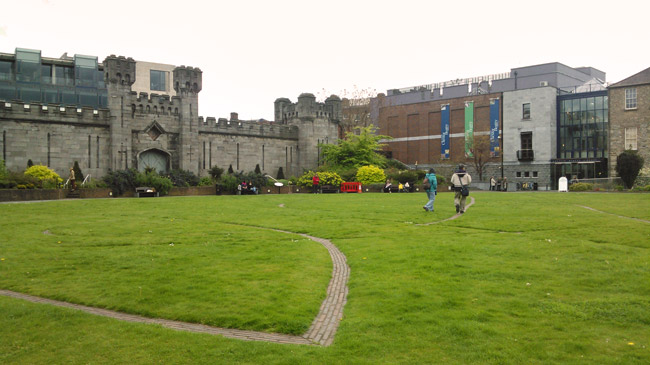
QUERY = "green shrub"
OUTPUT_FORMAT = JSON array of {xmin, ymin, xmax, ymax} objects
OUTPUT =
[
  {"xmin": 616, "ymin": 150, "xmax": 644, "ymax": 189},
  {"xmin": 168, "ymin": 169, "xmax": 200, "ymax": 187},
  {"xmin": 616, "ymin": 185, "xmax": 624, "ymax": 191},
  {"xmin": 198, "ymin": 177, "xmax": 214, "ymax": 186},
  {"xmin": 102, "ymin": 169, "xmax": 139, "ymax": 196},
  {"xmin": 297, "ymin": 171, "xmax": 343, "ymax": 187},
  {"xmin": 0, "ymin": 159, "xmax": 8, "ymax": 180},
  {"xmin": 276, "ymin": 167, "xmax": 285, "ymax": 180},
  {"xmin": 73, "ymin": 161, "xmax": 84, "ymax": 184},
  {"xmin": 355, "ymin": 165, "xmax": 386, "ymax": 185},
  {"xmin": 135, "ymin": 171, "xmax": 173, "ymax": 196},
  {"xmin": 385, "ymin": 168, "xmax": 419, "ymax": 184},
  {"xmin": 24, "ymin": 165, "xmax": 63, "ymax": 186},
  {"xmin": 219, "ymin": 173, "xmax": 240, "ymax": 193},
  {"xmin": 569, "ymin": 182, "xmax": 594, "ymax": 192},
  {"xmin": 209, "ymin": 166, "xmax": 224, "ymax": 180}
]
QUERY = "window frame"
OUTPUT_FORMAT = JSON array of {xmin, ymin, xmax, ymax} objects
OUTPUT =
[
  {"xmin": 522, "ymin": 103, "xmax": 531, "ymax": 120},
  {"xmin": 625, "ymin": 127, "xmax": 638, "ymax": 150},
  {"xmin": 150, "ymin": 70, "xmax": 166, "ymax": 92},
  {"xmin": 625, "ymin": 88, "xmax": 637, "ymax": 110}
]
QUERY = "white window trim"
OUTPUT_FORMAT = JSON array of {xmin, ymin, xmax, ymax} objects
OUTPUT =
[
  {"xmin": 625, "ymin": 127, "xmax": 638, "ymax": 150},
  {"xmin": 625, "ymin": 88, "xmax": 637, "ymax": 110}
]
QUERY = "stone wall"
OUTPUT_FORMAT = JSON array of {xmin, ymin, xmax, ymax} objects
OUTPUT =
[
  {"xmin": 608, "ymin": 84, "xmax": 650, "ymax": 175},
  {"xmin": 0, "ymin": 102, "xmax": 111, "ymax": 179}
]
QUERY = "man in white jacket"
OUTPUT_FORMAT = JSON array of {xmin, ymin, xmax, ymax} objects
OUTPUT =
[{"xmin": 450, "ymin": 164, "xmax": 472, "ymax": 214}]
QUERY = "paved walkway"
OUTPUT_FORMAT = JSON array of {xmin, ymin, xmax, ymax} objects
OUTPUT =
[{"xmin": 1, "ymin": 199, "xmax": 472, "ymax": 346}]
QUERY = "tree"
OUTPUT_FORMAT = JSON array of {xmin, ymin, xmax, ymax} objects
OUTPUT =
[
  {"xmin": 227, "ymin": 164, "xmax": 234, "ymax": 174},
  {"xmin": 466, "ymin": 135, "xmax": 491, "ymax": 181},
  {"xmin": 209, "ymin": 165, "xmax": 224, "ymax": 180},
  {"xmin": 73, "ymin": 161, "xmax": 84, "ymax": 185},
  {"xmin": 616, "ymin": 150, "xmax": 644, "ymax": 189},
  {"xmin": 27, "ymin": 159, "xmax": 34, "ymax": 168},
  {"xmin": 254, "ymin": 164, "xmax": 262, "ymax": 174},
  {"xmin": 320, "ymin": 125, "xmax": 391, "ymax": 169},
  {"xmin": 276, "ymin": 167, "xmax": 285, "ymax": 180},
  {"xmin": 318, "ymin": 86, "xmax": 377, "ymax": 138}
]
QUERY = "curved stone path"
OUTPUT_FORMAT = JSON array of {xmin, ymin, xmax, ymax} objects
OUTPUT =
[
  {"xmin": 0, "ymin": 229, "xmax": 349, "ymax": 346},
  {"xmin": 0, "ymin": 197, "xmax": 472, "ymax": 346},
  {"xmin": 577, "ymin": 205, "xmax": 650, "ymax": 224}
]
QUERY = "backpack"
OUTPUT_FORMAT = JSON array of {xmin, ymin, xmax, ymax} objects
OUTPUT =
[{"xmin": 423, "ymin": 176, "xmax": 430, "ymax": 190}]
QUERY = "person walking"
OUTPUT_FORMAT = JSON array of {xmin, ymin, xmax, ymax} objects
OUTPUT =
[
  {"xmin": 312, "ymin": 174, "xmax": 320, "ymax": 194},
  {"xmin": 423, "ymin": 168, "xmax": 437, "ymax": 212},
  {"xmin": 450, "ymin": 164, "xmax": 472, "ymax": 214}
]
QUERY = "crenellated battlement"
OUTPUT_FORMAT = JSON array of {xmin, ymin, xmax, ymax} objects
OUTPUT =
[
  {"xmin": 121, "ymin": 91, "xmax": 182, "ymax": 116},
  {"xmin": 274, "ymin": 93, "xmax": 342, "ymax": 124},
  {"xmin": 103, "ymin": 55, "xmax": 136, "ymax": 86},
  {"xmin": 0, "ymin": 100, "xmax": 110, "ymax": 123},
  {"xmin": 198, "ymin": 117, "xmax": 298, "ymax": 140},
  {"xmin": 173, "ymin": 66, "xmax": 202, "ymax": 94}
]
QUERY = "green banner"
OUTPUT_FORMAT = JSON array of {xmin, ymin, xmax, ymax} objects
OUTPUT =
[{"xmin": 464, "ymin": 101, "xmax": 474, "ymax": 157}]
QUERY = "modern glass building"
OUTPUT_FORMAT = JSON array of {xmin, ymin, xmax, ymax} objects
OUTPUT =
[
  {"xmin": 0, "ymin": 48, "xmax": 107, "ymax": 108},
  {"xmin": 552, "ymin": 89, "xmax": 609, "ymax": 185}
]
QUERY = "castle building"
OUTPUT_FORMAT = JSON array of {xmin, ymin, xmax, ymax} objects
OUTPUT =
[
  {"xmin": 371, "ymin": 62, "xmax": 607, "ymax": 190},
  {"xmin": 0, "ymin": 48, "xmax": 340, "ymax": 180}
]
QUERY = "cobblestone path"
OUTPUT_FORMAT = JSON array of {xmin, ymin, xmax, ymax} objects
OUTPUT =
[{"xmin": 0, "ymin": 229, "xmax": 349, "ymax": 346}]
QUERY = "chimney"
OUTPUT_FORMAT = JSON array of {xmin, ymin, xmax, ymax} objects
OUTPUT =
[{"xmin": 230, "ymin": 112, "xmax": 238, "ymax": 122}]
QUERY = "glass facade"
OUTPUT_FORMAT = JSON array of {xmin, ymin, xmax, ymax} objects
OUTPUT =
[
  {"xmin": 558, "ymin": 91, "xmax": 608, "ymax": 159},
  {"xmin": 552, "ymin": 90, "xmax": 609, "ymax": 185},
  {"xmin": 0, "ymin": 48, "xmax": 107, "ymax": 108},
  {"xmin": 150, "ymin": 70, "xmax": 166, "ymax": 91}
]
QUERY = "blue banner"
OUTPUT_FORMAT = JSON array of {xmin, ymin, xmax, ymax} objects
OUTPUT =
[
  {"xmin": 489, "ymin": 98, "xmax": 500, "ymax": 157},
  {"xmin": 441, "ymin": 104, "xmax": 450, "ymax": 159}
]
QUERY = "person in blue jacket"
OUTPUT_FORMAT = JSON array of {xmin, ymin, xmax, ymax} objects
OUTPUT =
[{"xmin": 423, "ymin": 168, "xmax": 438, "ymax": 212}]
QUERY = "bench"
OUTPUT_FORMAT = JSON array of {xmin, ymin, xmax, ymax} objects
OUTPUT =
[{"xmin": 135, "ymin": 187, "xmax": 159, "ymax": 197}]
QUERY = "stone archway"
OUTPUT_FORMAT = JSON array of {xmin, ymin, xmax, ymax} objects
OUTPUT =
[{"xmin": 137, "ymin": 149, "xmax": 170, "ymax": 174}]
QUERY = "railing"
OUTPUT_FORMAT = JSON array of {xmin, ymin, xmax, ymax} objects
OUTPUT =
[
  {"xmin": 81, "ymin": 174, "xmax": 91, "ymax": 186},
  {"xmin": 517, "ymin": 149, "xmax": 534, "ymax": 161}
]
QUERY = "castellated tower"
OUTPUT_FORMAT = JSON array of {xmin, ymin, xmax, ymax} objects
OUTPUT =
[
  {"xmin": 173, "ymin": 66, "xmax": 202, "ymax": 173},
  {"xmin": 275, "ymin": 93, "xmax": 341, "ymax": 171},
  {"xmin": 104, "ymin": 55, "xmax": 136, "ymax": 171}
]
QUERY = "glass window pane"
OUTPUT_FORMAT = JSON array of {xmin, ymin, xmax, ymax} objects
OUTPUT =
[
  {"xmin": 150, "ymin": 70, "xmax": 165, "ymax": 91},
  {"xmin": 18, "ymin": 85, "xmax": 41, "ymax": 102},
  {"xmin": 61, "ymin": 90, "xmax": 76, "ymax": 104},
  {"xmin": 595, "ymin": 96, "xmax": 603, "ymax": 109},
  {"xmin": 0, "ymin": 60, "xmax": 13, "ymax": 81},
  {"xmin": 0, "ymin": 84, "xmax": 16, "ymax": 100}
]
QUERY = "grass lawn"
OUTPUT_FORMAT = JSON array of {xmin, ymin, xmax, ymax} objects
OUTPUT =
[{"xmin": 1, "ymin": 192, "xmax": 648, "ymax": 364}]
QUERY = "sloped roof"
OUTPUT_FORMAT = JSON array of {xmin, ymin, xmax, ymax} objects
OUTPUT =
[{"xmin": 609, "ymin": 67, "xmax": 650, "ymax": 88}]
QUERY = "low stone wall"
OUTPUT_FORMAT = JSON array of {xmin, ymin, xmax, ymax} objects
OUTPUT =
[
  {"xmin": 0, "ymin": 189, "xmax": 64, "ymax": 202},
  {"xmin": 168, "ymin": 186, "xmax": 216, "ymax": 196},
  {"xmin": 0, "ymin": 188, "xmax": 112, "ymax": 202}
]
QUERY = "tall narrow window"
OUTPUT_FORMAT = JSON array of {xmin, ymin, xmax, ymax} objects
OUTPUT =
[
  {"xmin": 202, "ymin": 141, "xmax": 206, "ymax": 169},
  {"xmin": 522, "ymin": 103, "xmax": 531, "ymax": 120},
  {"xmin": 209, "ymin": 141, "xmax": 212, "ymax": 168},
  {"xmin": 236, "ymin": 143, "xmax": 240, "ymax": 170},
  {"xmin": 521, "ymin": 132, "xmax": 532, "ymax": 150},
  {"xmin": 262, "ymin": 145, "xmax": 265, "ymax": 170},
  {"xmin": 625, "ymin": 127, "xmax": 638, "ymax": 150},
  {"xmin": 96, "ymin": 136, "xmax": 100, "ymax": 168},
  {"xmin": 625, "ymin": 88, "xmax": 637, "ymax": 109},
  {"xmin": 47, "ymin": 133, "xmax": 51, "ymax": 166},
  {"xmin": 2, "ymin": 130, "xmax": 6, "ymax": 161},
  {"xmin": 88, "ymin": 135, "xmax": 92, "ymax": 168}
]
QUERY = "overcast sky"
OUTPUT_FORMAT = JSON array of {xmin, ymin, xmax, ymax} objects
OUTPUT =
[{"xmin": 2, "ymin": 0, "xmax": 649, "ymax": 120}]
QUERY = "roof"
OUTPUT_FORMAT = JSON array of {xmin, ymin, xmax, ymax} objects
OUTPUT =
[{"xmin": 609, "ymin": 67, "xmax": 650, "ymax": 88}]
